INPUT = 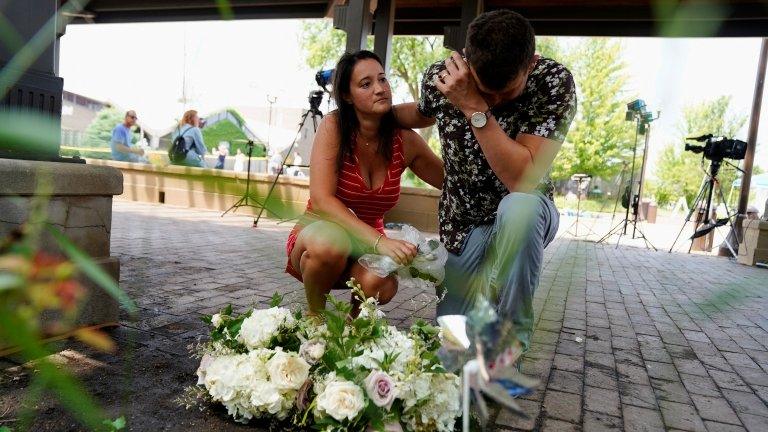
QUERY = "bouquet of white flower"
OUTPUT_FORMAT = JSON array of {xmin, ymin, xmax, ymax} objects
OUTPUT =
[{"xmin": 183, "ymin": 282, "xmax": 461, "ymax": 431}]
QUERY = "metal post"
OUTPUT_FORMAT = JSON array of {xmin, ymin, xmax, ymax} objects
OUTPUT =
[
  {"xmin": 633, "ymin": 123, "xmax": 652, "ymax": 236},
  {"xmin": 458, "ymin": 0, "xmax": 484, "ymax": 50},
  {"xmin": 732, "ymin": 38, "xmax": 767, "ymax": 252},
  {"xmin": 373, "ymin": 0, "xmax": 395, "ymax": 72},
  {"xmin": 337, "ymin": 0, "xmax": 373, "ymax": 53}
]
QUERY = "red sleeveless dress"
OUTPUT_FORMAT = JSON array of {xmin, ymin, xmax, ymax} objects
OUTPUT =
[{"xmin": 285, "ymin": 130, "xmax": 406, "ymax": 281}]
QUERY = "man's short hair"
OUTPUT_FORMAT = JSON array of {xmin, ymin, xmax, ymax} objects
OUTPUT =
[{"xmin": 465, "ymin": 10, "xmax": 535, "ymax": 91}]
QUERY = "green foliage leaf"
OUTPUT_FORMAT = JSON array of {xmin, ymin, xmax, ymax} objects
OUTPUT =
[
  {"xmin": 0, "ymin": 314, "xmax": 105, "ymax": 430},
  {"xmin": 47, "ymin": 225, "xmax": 137, "ymax": 315},
  {"xmin": 0, "ymin": 273, "xmax": 23, "ymax": 291},
  {"xmin": 270, "ymin": 292, "xmax": 284, "ymax": 308},
  {"xmin": 103, "ymin": 416, "xmax": 126, "ymax": 431}
]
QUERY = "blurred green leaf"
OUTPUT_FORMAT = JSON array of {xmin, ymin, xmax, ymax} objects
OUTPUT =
[
  {"xmin": 46, "ymin": 225, "xmax": 137, "ymax": 315},
  {"xmin": 0, "ymin": 273, "xmax": 23, "ymax": 291},
  {"xmin": 216, "ymin": 0, "xmax": 234, "ymax": 20},
  {"xmin": 103, "ymin": 416, "xmax": 126, "ymax": 431},
  {"xmin": 0, "ymin": 0, "xmax": 90, "ymax": 98},
  {"xmin": 0, "ymin": 313, "xmax": 104, "ymax": 430},
  {"xmin": 0, "ymin": 11, "xmax": 24, "ymax": 51},
  {"xmin": 0, "ymin": 111, "xmax": 60, "ymax": 156},
  {"xmin": 653, "ymin": 0, "xmax": 727, "ymax": 37}
]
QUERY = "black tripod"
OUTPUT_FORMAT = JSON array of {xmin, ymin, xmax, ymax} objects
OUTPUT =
[
  {"xmin": 252, "ymin": 91, "xmax": 323, "ymax": 228},
  {"xmin": 221, "ymin": 140, "xmax": 262, "ymax": 218},
  {"xmin": 563, "ymin": 175, "xmax": 598, "ymax": 238},
  {"xmin": 597, "ymin": 117, "xmax": 657, "ymax": 251},
  {"xmin": 668, "ymin": 159, "xmax": 738, "ymax": 256}
]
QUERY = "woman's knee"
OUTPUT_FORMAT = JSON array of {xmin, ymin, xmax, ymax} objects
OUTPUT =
[
  {"xmin": 301, "ymin": 222, "xmax": 352, "ymax": 268},
  {"xmin": 358, "ymin": 273, "xmax": 398, "ymax": 305}
]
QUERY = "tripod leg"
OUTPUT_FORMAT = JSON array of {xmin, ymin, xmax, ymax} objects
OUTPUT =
[
  {"xmin": 254, "ymin": 111, "xmax": 319, "ymax": 227},
  {"xmin": 715, "ymin": 180, "xmax": 739, "ymax": 257},
  {"xmin": 628, "ymin": 220, "xmax": 657, "ymax": 251},
  {"xmin": 669, "ymin": 178, "xmax": 709, "ymax": 253}
]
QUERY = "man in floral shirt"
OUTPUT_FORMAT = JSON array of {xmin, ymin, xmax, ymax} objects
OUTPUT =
[{"xmin": 395, "ymin": 10, "xmax": 577, "ymax": 352}]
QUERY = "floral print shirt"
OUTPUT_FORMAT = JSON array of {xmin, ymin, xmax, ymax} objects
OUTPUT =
[{"xmin": 418, "ymin": 58, "xmax": 577, "ymax": 254}]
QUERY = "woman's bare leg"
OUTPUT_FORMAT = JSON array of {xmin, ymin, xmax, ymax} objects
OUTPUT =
[
  {"xmin": 348, "ymin": 262, "xmax": 398, "ymax": 317},
  {"xmin": 290, "ymin": 221, "xmax": 352, "ymax": 315}
]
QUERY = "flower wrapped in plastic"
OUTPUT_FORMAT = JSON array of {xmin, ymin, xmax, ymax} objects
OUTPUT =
[{"xmin": 358, "ymin": 224, "xmax": 448, "ymax": 291}]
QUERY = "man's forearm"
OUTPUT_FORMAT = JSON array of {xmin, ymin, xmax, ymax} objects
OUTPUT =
[
  {"xmin": 115, "ymin": 143, "xmax": 136, "ymax": 154},
  {"xmin": 470, "ymin": 117, "xmax": 533, "ymax": 192},
  {"xmin": 393, "ymin": 103, "xmax": 435, "ymax": 129}
]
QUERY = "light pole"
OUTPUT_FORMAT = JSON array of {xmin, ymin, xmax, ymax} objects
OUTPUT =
[{"xmin": 266, "ymin": 95, "xmax": 277, "ymax": 150}]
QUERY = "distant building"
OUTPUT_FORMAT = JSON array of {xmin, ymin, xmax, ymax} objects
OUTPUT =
[{"xmin": 61, "ymin": 90, "xmax": 108, "ymax": 146}]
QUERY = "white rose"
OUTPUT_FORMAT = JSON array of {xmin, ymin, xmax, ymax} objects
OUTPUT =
[
  {"xmin": 316, "ymin": 380, "xmax": 365, "ymax": 422},
  {"xmin": 211, "ymin": 313, "xmax": 223, "ymax": 328},
  {"xmin": 249, "ymin": 380, "xmax": 283, "ymax": 414},
  {"xmin": 238, "ymin": 307, "xmax": 296, "ymax": 349},
  {"xmin": 266, "ymin": 350, "xmax": 310, "ymax": 391},
  {"xmin": 364, "ymin": 370, "xmax": 397, "ymax": 410},
  {"xmin": 299, "ymin": 339, "xmax": 326, "ymax": 364},
  {"xmin": 196, "ymin": 353, "xmax": 215, "ymax": 385}
]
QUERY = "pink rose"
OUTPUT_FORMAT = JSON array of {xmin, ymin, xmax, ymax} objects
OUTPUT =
[
  {"xmin": 364, "ymin": 370, "xmax": 397, "ymax": 410},
  {"xmin": 366, "ymin": 421, "xmax": 404, "ymax": 432}
]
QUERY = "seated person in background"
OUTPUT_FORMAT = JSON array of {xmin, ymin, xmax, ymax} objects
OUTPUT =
[
  {"xmin": 110, "ymin": 110, "xmax": 146, "ymax": 163},
  {"xmin": 285, "ymin": 50, "xmax": 444, "ymax": 318},
  {"xmin": 171, "ymin": 110, "xmax": 208, "ymax": 168},
  {"xmin": 215, "ymin": 143, "xmax": 228, "ymax": 169}
]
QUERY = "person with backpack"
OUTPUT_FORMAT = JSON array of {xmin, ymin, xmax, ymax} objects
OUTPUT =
[{"xmin": 169, "ymin": 110, "xmax": 208, "ymax": 168}]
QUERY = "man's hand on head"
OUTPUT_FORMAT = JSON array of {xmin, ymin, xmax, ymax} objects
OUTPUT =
[{"xmin": 434, "ymin": 52, "xmax": 488, "ymax": 118}]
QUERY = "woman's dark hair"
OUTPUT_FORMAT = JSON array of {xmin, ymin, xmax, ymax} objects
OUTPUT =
[
  {"xmin": 465, "ymin": 10, "xmax": 535, "ymax": 91},
  {"xmin": 332, "ymin": 50, "xmax": 395, "ymax": 170}
]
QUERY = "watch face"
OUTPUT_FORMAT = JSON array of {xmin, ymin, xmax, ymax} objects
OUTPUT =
[{"xmin": 471, "ymin": 112, "xmax": 487, "ymax": 128}]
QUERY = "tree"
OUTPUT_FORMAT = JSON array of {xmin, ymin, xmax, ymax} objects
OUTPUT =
[
  {"xmin": 299, "ymin": 20, "xmax": 448, "ymax": 143},
  {"xmin": 83, "ymin": 106, "xmax": 131, "ymax": 148},
  {"xmin": 652, "ymin": 96, "xmax": 747, "ymax": 207},
  {"xmin": 550, "ymin": 38, "xmax": 636, "ymax": 182}
]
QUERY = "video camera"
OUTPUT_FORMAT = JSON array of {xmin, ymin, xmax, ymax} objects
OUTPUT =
[
  {"xmin": 315, "ymin": 69, "xmax": 334, "ymax": 89},
  {"xmin": 684, "ymin": 134, "xmax": 747, "ymax": 162}
]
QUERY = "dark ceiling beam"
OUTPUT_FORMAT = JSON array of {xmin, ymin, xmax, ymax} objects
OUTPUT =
[
  {"xmin": 67, "ymin": 4, "xmax": 327, "ymax": 24},
  {"xmin": 78, "ymin": 0, "xmax": 328, "ymax": 11},
  {"xmin": 393, "ymin": 18, "xmax": 768, "ymax": 37}
]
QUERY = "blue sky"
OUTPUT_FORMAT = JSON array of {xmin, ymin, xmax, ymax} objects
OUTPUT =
[{"xmin": 59, "ymin": 20, "xmax": 767, "ymax": 178}]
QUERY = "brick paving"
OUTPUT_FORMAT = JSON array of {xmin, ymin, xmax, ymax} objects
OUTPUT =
[{"xmin": 4, "ymin": 201, "xmax": 768, "ymax": 431}]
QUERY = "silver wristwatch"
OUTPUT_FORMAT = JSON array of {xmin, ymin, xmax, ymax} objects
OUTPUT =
[{"xmin": 470, "ymin": 110, "xmax": 492, "ymax": 128}]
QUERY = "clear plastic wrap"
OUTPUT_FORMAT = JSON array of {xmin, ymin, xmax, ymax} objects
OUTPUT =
[{"xmin": 357, "ymin": 224, "xmax": 448, "ymax": 286}]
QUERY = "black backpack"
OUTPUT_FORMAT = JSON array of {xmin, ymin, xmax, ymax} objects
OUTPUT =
[{"xmin": 168, "ymin": 127, "xmax": 192, "ymax": 163}]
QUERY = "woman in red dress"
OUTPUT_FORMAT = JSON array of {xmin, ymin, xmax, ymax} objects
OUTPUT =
[{"xmin": 286, "ymin": 50, "xmax": 443, "ymax": 317}]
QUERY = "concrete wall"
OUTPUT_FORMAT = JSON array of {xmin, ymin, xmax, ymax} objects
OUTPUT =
[{"xmin": 87, "ymin": 159, "xmax": 441, "ymax": 233}]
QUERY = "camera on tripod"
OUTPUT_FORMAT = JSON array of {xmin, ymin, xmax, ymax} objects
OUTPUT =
[
  {"xmin": 308, "ymin": 90, "xmax": 324, "ymax": 112},
  {"xmin": 684, "ymin": 134, "xmax": 747, "ymax": 161}
]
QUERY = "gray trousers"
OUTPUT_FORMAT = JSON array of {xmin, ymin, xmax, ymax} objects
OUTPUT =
[{"xmin": 437, "ymin": 192, "xmax": 559, "ymax": 350}]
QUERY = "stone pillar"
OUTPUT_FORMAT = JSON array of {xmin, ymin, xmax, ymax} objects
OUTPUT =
[{"xmin": 0, "ymin": 159, "xmax": 124, "ymax": 327}]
